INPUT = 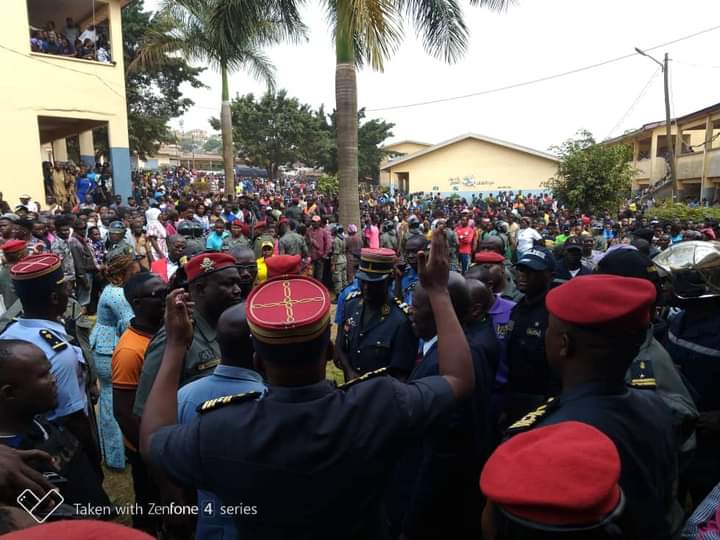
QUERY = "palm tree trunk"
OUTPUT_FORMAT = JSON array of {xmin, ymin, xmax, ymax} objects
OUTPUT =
[
  {"xmin": 221, "ymin": 63, "xmax": 235, "ymax": 196},
  {"xmin": 335, "ymin": 0, "xmax": 360, "ymax": 229}
]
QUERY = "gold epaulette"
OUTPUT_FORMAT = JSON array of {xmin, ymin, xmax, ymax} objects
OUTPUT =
[
  {"xmin": 393, "ymin": 297, "xmax": 410, "ymax": 316},
  {"xmin": 338, "ymin": 367, "xmax": 388, "ymax": 391},
  {"xmin": 345, "ymin": 290, "xmax": 361, "ymax": 301},
  {"xmin": 197, "ymin": 391, "xmax": 262, "ymax": 414},
  {"xmin": 506, "ymin": 397, "xmax": 556, "ymax": 433},
  {"xmin": 39, "ymin": 329, "xmax": 68, "ymax": 352}
]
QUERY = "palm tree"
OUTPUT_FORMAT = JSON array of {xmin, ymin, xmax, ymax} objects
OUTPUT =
[
  {"xmin": 328, "ymin": 0, "xmax": 512, "ymax": 228},
  {"xmin": 130, "ymin": 0, "xmax": 305, "ymax": 195}
]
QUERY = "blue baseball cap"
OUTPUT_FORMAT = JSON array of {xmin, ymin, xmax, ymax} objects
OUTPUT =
[{"xmin": 516, "ymin": 247, "xmax": 556, "ymax": 272}]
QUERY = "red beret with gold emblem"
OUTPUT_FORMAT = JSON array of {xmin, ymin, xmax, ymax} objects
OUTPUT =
[
  {"xmin": 546, "ymin": 274, "xmax": 655, "ymax": 332},
  {"xmin": 2, "ymin": 239, "xmax": 28, "ymax": 254},
  {"xmin": 247, "ymin": 276, "xmax": 331, "ymax": 344},
  {"xmin": 474, "ymin": 251, "xmax": 505, "ymax": 264},
  {"xmin": 185, "ymin": 252, "xmax": 237, "ymax": 283},
  {"xmin": 266, "ymin": 255, "xmax": 301, "ymax": 278},
  {"xmin": 480, "ymin": 421, "xmax": 622, "ymax": 529}
]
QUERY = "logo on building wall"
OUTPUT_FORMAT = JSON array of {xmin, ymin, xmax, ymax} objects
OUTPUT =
[{"xmin": 446, "ymin": 175, "xmax": 498, "ymax": 189}]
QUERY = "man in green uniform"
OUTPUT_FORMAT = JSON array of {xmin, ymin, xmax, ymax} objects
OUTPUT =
[
  {"xmin": 253, "ymin": 220, "xmax": 276, "ymax": 259},
  {"xmin": 133, "ymin": 252, "xmax": 244, "ymax": 415},
  {"xmin": 330, "ymin": 225, "xmax": 347, "ymax": 297},
  {"xmin": 279, "ymin": 220, "xmax": 309, "ymax": 259}
]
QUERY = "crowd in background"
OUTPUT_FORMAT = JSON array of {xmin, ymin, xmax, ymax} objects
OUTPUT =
[
  {"xmin": 0, "ymin": 169, "xmax": 718, "ymax": 539},
  {"xmin": 29, "ymin": 17, "xmax": 112, "ymax": 63}
]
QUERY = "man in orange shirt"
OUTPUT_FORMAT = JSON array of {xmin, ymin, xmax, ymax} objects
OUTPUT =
[{"xmin": 111, "ymin": 272, "xmax": 166, "ymax": 534}]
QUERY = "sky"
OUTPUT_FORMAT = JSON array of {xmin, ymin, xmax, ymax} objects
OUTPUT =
[{"xmin": 145, "ymin": 0, "xmax": 720, "ymax": 154}]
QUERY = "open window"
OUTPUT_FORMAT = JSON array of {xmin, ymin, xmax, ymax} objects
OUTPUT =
[
  {"xmin": 680, "ymin": 123, "xmax": 706, "ymax": 155},
  {"xmin": 637, "ymin": 137, "xmax": 651, "ymax": 160},
  {"xmin": 27, "ymin": 0, "xmax": 113, "ymax": 64}
]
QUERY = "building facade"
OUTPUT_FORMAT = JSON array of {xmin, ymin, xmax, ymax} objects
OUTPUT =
[
  {"xmin": 1, "ymin": 0, "xmax": 132, "ymax": 207},
  {"xmin": 380, "ymin": 133, "xmax": 559, "ymax": 197},
  {"xmin": 606, "ymin": 102, "xmax": 720, "ymax": 202}
]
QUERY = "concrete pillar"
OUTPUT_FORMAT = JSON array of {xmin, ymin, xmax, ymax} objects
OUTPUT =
[
  {"xmin": 79, "ymin": 130, "xmax": 95, "ymax": 168},
  {"xmin": 649, "ymin": 133, "xmax": 658, "ymax": 184},
  {"xmin": 701, "ymin": 115, "xmax": 713, "ymax": 201},
  {"xmin": 108, "ymin": 120, "xmax": 132, "ymax": 204},
  {"xmin": 52, "ymin": 138, "xmax": 68, "ymax": 163}
]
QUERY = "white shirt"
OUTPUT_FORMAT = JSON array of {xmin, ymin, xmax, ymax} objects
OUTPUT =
[
  {"xmin": 167, "ymin": 260, "xmax": 179, "ymax": 280},
  {"xmin": 79, "ymin": 28, "xmax": 97, "ymax": 43},
  {"xmin": 517, "ymin": 227, "xmax": 542, "ymax": 254},
  {"xmin": 422, "ymin": 336, "xmax": 439, "ymax": 357}
]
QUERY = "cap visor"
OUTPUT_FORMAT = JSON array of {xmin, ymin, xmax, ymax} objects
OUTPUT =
[
  {"xmin": 515, "ymin": 260, "xmax": 547, "ymax": 271},
  {"xmin": 356, "ymin": 271, "xmax": 390, "ymax": 282}
]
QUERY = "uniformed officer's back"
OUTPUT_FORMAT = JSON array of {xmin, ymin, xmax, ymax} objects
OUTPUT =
[{"xmin": 142, "ymin": 234, "xmax": 475, "ymax": 540}]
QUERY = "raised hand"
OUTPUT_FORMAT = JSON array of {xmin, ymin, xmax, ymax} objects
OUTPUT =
[
  {"xmin": 417, "ymin": 230, "xmax": 450, "ymax": 291},
  {"xmin": 164, "ymin": 288, "xmax": 194, "ymax": 348}
]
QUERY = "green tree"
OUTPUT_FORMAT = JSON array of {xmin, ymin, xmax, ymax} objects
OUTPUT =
[
  {"xmin": 203, "ymin": 134, "xmax": 222, "ymax": 153},
  {"xmin": 319, "ymin": 108, "xmax": 394, "ymax": 181},
  {"xmin": 545, "ymin": 130, "xmax": 635, "ymax": 214},
  {"xmin": 210, "ymin": 90, "xmax": 332, "ymax": 178},
  {"xmin": 327, "ymin": 0, "xmax": 511, "ymax": 227},
  {"xmin": 130, "ymin": 0, "xmax": 305, "ymax": 193},
  {"xmin": 122, "ymin": 1, "xmax": 204, "ymax": 160}
]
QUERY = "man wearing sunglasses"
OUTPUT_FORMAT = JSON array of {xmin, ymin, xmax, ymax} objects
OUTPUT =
[{"xmin": 111, "ymin": 272, "xmax": 167, "ymax": 535}]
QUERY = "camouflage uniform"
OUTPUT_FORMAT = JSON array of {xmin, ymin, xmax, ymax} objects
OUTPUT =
[
  {"xmin": 279, "ymin": 231, "xmax": 309, "ymax": 258},
  {"xmin": 330, "ymin": 235, "xmax": 347, "ymax": 295}
]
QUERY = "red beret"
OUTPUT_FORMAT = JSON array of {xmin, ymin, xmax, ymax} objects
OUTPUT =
[
  {"xmin": 2, "ymin": 239, "xmax": 27, "ymax": 254},
  {"xmin": 247, "ymin": 276, "xmax": 330, "ymax": 344},
  {"xmin": 255, "ymin": 220, "xmax": 267, "ymax": 230},
  {"xmin": 474, "ymin": 251, "xmax": 505, "ymax": 264},
  {"xmin": 3, "ymin": 520, "xmax": 153, "ymax": 539},
  {"xmin": 279, "ymin": 216, "xmax": 289, "ymax": 225},
  {"xmin": 266, "ymin": 255, "xmax": 301, "ymax": 278},
  {"xmin": 185, "ymin": 252, "xmax": 237, "ymax": 283},
  {"xmin": 480, "ymin": 421, "xmax": 622, "ymax": 528},
  {"xmin": 546, "ymin": 275, "xmax": 655, "ymax": 332}
]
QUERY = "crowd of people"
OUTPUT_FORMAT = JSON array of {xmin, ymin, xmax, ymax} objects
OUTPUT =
[
  {"xmin": 30, "ymin": 17, "xmax": 112, "ymax": 63},
  {"xmin": 0, "ymin": 170, "xmax": 718, "ymax": 540}
]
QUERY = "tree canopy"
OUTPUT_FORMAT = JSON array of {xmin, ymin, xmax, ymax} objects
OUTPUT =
[
  {"xmin": 122, "ymin": 1, "xmax": 204, "ymax": 160},
  {"xmin": 545, "ymin": 130, "xmax": 635, "ymax": 214},
  {"xmin": 210, "ymin": 91, "xmax": 393, "ymax": 180}
]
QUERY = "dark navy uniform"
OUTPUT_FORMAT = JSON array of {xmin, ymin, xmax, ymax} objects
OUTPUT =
[
  {"xmin": 337, "ymin": 293, "xmax": 417, "ymax": 377},
  {"xmin": 504, "ymin": 291, "xmax": 560, "ymax": 425},
  {"xmin": 149, "ymin": 374, "xmax": 456, "ymax": 540},
  {"xmin": 665, "ymin": 308, "xmax": 720, "ymax": 501},
  {"xmin": 505, "ymin": 382, "xmax": 677, "ymax": 540},
  {"xmin": 389, "ymin": 335, "xmax": 492, "ymax": 539}
]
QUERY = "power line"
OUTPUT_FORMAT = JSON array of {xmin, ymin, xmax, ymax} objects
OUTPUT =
[
  {"xmin": 605, "ymin": 67, "xmax": 660, "ymax": 140},
  {"xmin": 365, "ymin": 23, "xmax": 720, "ymax": 113}
]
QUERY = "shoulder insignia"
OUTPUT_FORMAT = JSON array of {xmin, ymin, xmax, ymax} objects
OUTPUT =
[
  {"xmin": 197, "ymin": 391, "xmax": 262, "ymax": 414},
  {"xmin": 39, "ymin": 329, "xmax": 68, "ymax": 352},
  {"xmin": 345, "ymin": 290, "xmax": 361, "ymax": 301},
  {"xmin": 505, "ymin": 397, "xmax": 556, "ymax": 434},
  {"xmin": 393, "ymin": 297, "xmax": 410, "ymax": 316},
  {"xmin": 628, "ymin": 358, "xmax": 657, "ymax": 389},
  {"xmin": 194, "ymin": 358, "xmax": 220, "ymax": 373},
  {"xmin": 338, "ymin": 367, "xmax": 388, "ymax": 391}
]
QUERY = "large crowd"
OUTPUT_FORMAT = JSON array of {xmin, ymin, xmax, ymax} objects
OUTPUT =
[
  {"xmin": 0, "ymin": 168, "xmax": 719, "ymax": 540},
  {"xmin": 29, "ymin": 17, "xmax": 112, "ymax": 63}
]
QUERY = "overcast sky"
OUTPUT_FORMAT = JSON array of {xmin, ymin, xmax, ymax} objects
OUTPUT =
[{"xmin": 145, "ymin": 0, "xmax": 720, "ymax": 154}]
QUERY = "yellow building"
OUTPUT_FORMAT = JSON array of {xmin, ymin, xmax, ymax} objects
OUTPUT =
[
  {"xmin": 605, "ymin": 103, "xmax": 720, "ymax": 202},
  {"xmin": 1, "ymin": 0, "xmax": 132, "ymax": 207},
  {"xmin": 380, "ymin": 133, "xmax": 558, "ymax": 196}
]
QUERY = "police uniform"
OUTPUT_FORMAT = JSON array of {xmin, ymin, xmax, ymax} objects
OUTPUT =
[
  {"xmin": 133, "ymin": 253, "xmax": 238, "ymax": 415},
  {"xmin": 147, "ymin": 275, "xmax": 457, "ymax": 540},
  {"xmin": 0, "ymin": 255, "xmax": 88, "ymax": 422},
  {"xmin": 504, "ymin": 275, "xmax": 678, "ymax": 540},
  {"xmin": 393, "ymin": 266, "xmax": 418, "ymax": 305},
  {"xmin": 337, "ymin": 249, "xmax": 417, "ymax": 378}
]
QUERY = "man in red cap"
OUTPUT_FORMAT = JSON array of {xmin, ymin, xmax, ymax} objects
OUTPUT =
[
  {"xmin": 0, "ymin": 239, "xmax": 28, "ymax": 310},
  {"xmin": 481, "ymin": 421, "xmax": 625, "ymax": 538},
  {"xmin": 134, "ymin": 252, "xmax": 244, "ymax": 416},
  {"xmin": 265, "ymin": 254, "xmax": 301, "ymax": 278},
  {"xmin": 140, "ymin": 232, "xmax": 475, "ymax": 540},
  {"xmin": 505, "ymin": 274, "xmax": 677, "ymax": 540}
]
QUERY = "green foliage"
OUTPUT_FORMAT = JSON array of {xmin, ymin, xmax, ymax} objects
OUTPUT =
[
  {"xmin": 209, "ymin": 92, "xmax": 393, "ymax": 181},
  {"xmin": 318, "ymin": 174, "xmax": 340, "ymax": 196},
  {"xmin": 203, "ymin": 135, "xmax": 222, "ymax": 153},
  {"xmin": 319, "ymin": 108, "xmax": 394, "ymax": 180},
  {"xmin": 646, "ymin": 202, "xmax": 720, "ymax": 222},
  {"xmin": 122, "ymin": 1, "xmax": 204, "ymax": 160},
  {"xmin": 544, "ymin": 130, "xmax": 635, "ymax": 214}
]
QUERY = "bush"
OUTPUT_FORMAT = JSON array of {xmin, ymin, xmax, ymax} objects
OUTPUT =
[
  {"xmin": 318, "ymin": 174, "xmax": 339, "ymax": 197},
  {"xmin": 646, "ymin": 202, "xmax": 720, "ymax": 222}
]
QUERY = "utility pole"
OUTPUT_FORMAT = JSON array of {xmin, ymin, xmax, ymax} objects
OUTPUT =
[{"xmin": 635, "ymin": 48, "xmax": 677, "ymax": 200}]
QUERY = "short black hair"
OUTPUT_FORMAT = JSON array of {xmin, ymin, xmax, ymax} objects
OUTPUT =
[
  {"xmin": 54, "ymin": 214, "xmax": 75, "ymax": 229},
  {"xmin": 252, "ymin": 327, "xmax": 330, "ymax": 366},
  {"xmin": 123, "ymin": 271, "xmax": 155, "ymax": 304}
]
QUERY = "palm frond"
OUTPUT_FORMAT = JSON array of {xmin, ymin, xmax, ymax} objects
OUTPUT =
[
  {"xmin": 230, "ymin": 48, "xmax": 277, "ymax": 91},
  {"xmin": 466, "ymin": 0, "xmax": 515, "ymax": 11},
  {"xmin": 399, "ymin": 0, "xmax": 470, "ymax": 63},
  {"xmin": 336, "ymin": 0, "xmax": 402, "ymax": 70}
]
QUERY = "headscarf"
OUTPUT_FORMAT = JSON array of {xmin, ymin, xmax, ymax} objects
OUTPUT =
[{"xmin": 146, "ymin": 207, "xmax": 161, "ymax": 224}]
